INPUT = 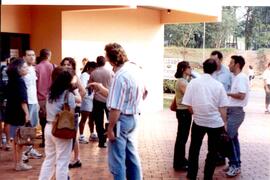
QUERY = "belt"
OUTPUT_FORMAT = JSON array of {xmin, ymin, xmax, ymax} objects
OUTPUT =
[{"xmin": 120, "ymin": 113, "xmax": 141, "ymax": 116}]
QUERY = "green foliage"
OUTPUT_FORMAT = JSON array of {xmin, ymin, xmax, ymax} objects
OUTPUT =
[
  {"xmin": 165, "ymin": 7, "xmax": 238, "ymax": 49},
  {"xmin": 163, "ymin": 79, "xmax": 176, "ymax": 94},
  {"xmin": 205, "ymin": 6, "xmax": 238, "ymax": 48},
  {"xmin": 164, "ymin": 6, "xmax": 270, "ymax": 50},
  {"xmin": 163, "ymin": 98, "xmax": 172, "ymax": 109},
  {"xmin": 237, "ymin": 7, "xmax": 270, "ymax": 50},
  {"xmin": 165, "ymin": 23, "xmax": 203, "ymax": 48}
]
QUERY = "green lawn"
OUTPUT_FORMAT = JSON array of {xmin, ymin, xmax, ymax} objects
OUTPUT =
[
  {"xmin": 163, "ymin": 94, "xmax": 174, "ymax": 109},
  {"xmin": 164, "ymin": 47, "xmax": 236, "ymax": 65}
]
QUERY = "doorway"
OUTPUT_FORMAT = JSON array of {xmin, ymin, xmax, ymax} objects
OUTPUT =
[{"xmin": 0, "ymin": 33, "xmax": 30, "ymax": 61}]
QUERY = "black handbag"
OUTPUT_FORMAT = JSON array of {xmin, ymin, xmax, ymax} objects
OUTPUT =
[{"xmin": 217, "ymin": 129, "xmax": 232, "ymax": 158}]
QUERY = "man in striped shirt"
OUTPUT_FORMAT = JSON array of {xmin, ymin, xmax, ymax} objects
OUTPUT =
[{"xmin": 105, "ymin": 43, "xmax": 146, "ymax": 180}]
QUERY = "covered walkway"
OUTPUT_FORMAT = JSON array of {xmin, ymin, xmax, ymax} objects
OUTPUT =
[{"xmin": 0, "ymin": 90, "xmax": 269, "ymax": 179}]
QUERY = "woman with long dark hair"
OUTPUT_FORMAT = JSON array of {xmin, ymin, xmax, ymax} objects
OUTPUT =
[
  {"xmin": 5, "ymin": 58, "xmax": 31, "ymax": 171},
  {"xmin": 39, "ymin": 67, "xmax": 76, "ymax": 179},
  {"xmin": 60, "ymin": 57, "xmax": 86, "ymax": 169},
  {"xmin": 173, "ymin": 61, "xmax": 192, "ymax": 171}
]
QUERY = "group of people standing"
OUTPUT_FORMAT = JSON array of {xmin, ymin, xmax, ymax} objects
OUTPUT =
[
  {"xmin": 172, "ymin": 50, "xmax": 250, "ymax": 180},
  {"xmin": 0, "ymin": 43, "xmax": 147, "ymax": 180},
  {"xmin": 2, "ymin": 44, "xmax": 268, "ymax": 180}
]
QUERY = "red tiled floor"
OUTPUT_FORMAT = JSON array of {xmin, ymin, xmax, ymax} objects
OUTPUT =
[{"xmin": 0, "ymin": 90, "xmax": 270, "ymax": 179}]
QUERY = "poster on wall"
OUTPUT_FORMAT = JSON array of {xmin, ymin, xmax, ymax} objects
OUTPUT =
[
  {"xmin": 163, "ymin": 58, "xmax": 182, "ymax": 80},
  {"xmin": 10, "ymin": 49, "xmax": 19, "ymax": 58}
]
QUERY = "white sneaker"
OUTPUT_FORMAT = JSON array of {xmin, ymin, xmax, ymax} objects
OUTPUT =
[
  {"xmin": 22, "ymin": 154, "xmax": 29, "ymax": 163},
  {"xmin": 27, "ymin": 148, "xmax": 42, "ymax": 159},
  {"xmin": 226, "ymin": 166, "xmax": 241, "ymax": 177},
  {"xmin": 89, "ymin": 133, "xmax": 98, "ymax": 141},
  {"xmin": 79, "ymin": 136, "xmax": 89, "ymax": 144},
  {"xmin": 15, "ymin": 162, "xmax": 32, "ymax": 171}
]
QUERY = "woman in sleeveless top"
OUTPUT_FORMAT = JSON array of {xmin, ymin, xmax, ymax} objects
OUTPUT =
[{"xmin": 173, "ymin": 61, "xmax": 192, "ymax": 171}]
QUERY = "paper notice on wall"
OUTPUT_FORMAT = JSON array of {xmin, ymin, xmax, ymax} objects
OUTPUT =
[
  {"xmin": 10, "ymin": 49, "xmax": 19, "ymax": 58},
  {"xmin": 164, "ymin": 58, "xmax": 182, "ymax": 80}
]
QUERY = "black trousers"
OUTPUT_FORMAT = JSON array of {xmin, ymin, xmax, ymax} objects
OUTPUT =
[
  {"xmin": 38, "ymin": 100, "xmax": 47, "ymax": 146},
  {"xmin": 173, "ymin": 109, "xmax": 192, "ymax": 168},
  {"xmin": 187, "ymin": 122, "xmax": 223, "ymax": 180},
  {"xmin": 92, "ymin": 99, "xmax": 109, "ymax": 145}
]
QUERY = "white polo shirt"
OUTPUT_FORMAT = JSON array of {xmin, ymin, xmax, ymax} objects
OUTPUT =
[
  {"xmin": 228, "ymin": 72, "xmax": 249, "ymax": 107},
  {"xmin": 182, "ymin": 74, "xmax": 229, "ymax": 128},
  {"xmin": 23, "ymin": 66, "xmax": 38, "ymax": 104}
]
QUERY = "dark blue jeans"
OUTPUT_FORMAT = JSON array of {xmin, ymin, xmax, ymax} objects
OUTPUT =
[
  {"xmin": 227, "ymin": 107, "xmax": 245, "ymax": 168},
  {"xmin": 173, "ymin": 109, "xmax": 192, "ymax": 168},
  {"xmin": 187, "ymin": 122, "xmax": 224, "ymax": 180}
]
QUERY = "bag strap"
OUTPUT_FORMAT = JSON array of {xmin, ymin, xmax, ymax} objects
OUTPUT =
[{"xmin": 63, "ymin": 91, "xmax": 71, "ymax": 111}]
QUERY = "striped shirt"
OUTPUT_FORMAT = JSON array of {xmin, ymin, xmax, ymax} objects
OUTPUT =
[{"xmin": 107, "ymin": 62, "xmax": 144, "ymax": 115}]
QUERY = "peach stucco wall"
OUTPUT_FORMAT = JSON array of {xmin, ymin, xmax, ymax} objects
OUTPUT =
[
  {"xmin": 62, "ymin": 8, "xmax": 164, "ymax": 111},
  {"xmin": 1, "ymin": 5, "xmax": 62, "ymax": 64},
  {"xmin": 1, "ymin": 5, "xmax": 218, "ymax": 111},
  {"xmin": 30, "ymin": 6, "xmax": 62, "ymax": 64},
  {"xmin": 1, "ymin": 5, "xmax": 31, "ymax": 33}
]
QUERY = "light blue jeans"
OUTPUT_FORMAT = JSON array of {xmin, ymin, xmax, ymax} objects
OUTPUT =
[
  {"xmin": 227, "ymin": 107, "xmax": 245, "ymax": 168},
  {"xmin": 29, "ymin": 104, "xmax": 39, "ymax": 127},
  {"xmin": 108, "ymin": 114, "xmax": 142, "ymax": 180}
]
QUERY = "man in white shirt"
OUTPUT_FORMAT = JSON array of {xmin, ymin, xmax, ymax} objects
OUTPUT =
[
  {"xmin": 263, "ymin": 63, "xmax": 270, "ymax": 113},
  {"xmin": 225, "ymin": 55, "xmax": 249, "ymax": 177},
  {"xmin": 182, "ymin": 59, "xmax": 228, "ymax": 180},
  {"xmin": 23, "ymin": 50, "xmax": 42, "ymax": 159}
]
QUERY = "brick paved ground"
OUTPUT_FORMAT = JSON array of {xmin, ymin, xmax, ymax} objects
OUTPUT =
[{"xmin": 0, "ymin": 90, "xmax": 269, "ymax": 180}]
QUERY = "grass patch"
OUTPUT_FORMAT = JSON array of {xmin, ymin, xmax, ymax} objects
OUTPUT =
[
  {"xmin": 164, "ymin": 47, "xmax": 236, "ymax": 64},
  {"xmin": 163, "ymin": 95, "xmax": 174, "ymax": 109}
]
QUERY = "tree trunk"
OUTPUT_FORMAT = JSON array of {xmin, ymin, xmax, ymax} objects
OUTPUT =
[{"xmin": 245, "ymin": 7, "xmax": 253, "ymax": 50}]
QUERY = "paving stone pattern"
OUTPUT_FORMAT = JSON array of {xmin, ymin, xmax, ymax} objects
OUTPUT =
[{"xmin": 0, "ymin": 90, "xmax": 269, "ymax": 180}]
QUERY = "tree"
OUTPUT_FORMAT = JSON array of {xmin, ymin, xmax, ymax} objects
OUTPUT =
[
  {"xmin": 164, "ymin": 6, "xmax": 270, "ymax": 50},
  {"xmin": 205, "ymin": 6, "xmax": 238, "ymax": 48},
  {"xmin": 164, "ymin": 7, "xmax": 238, "ymax": 49},
  {"xmin": 239, "ymin": 7, "xmax": 270, "ymax": 50}
]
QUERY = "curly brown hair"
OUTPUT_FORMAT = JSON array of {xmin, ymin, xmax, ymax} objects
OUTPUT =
[{"xmin": 104, "ymin": 43, "xmax": 128, "ymax": 67}]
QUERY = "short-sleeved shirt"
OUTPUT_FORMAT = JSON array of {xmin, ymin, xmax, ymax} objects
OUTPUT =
[
  {"xmin": 175, "ymin": 78, "xmax": 189, "ymax": 110},
  {"xmin": 90, "ymin": 66, "xmax": 114, "ymax": 103},
  {"xmin": 80, "ymin": 72, "xmax": 90, "ymax": 88},
  {"xmin": 212, "ymin": 64, "xmax": 232, "ymax": 92},
  {"xmin": 23, "ymin": 66, "xmax": 38, "ymax": 104},
  {"xmin": 228, "ymin": 72, "xmax": 249, "ymax": 107},
  {"xmin": 80, "ymin": 72, "xmax": 94, "ymax": 111},
  {"xmin": 46, "ymin": 91, "xmax": 76, "ymax": 123},
  {"xmin": 36, "ymin": 60, "xmax": 54, "ymax": 101},
  {"xmin": 182, "ymin": 74, "xmax": 228, "ymax": 128},
  {"xmin": 107, "ymin": 62, "xmax": 144, "ymax": 115},
  {"xmin": 5, "ymin": 77, "xmax": 28, "ymax": 126},
  {"xmin": 263, "ymin": 68, "xmax": 270, "ymax": 85}
]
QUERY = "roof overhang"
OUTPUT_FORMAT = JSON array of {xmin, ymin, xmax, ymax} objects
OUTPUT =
[{"xmin": 2, "ymin": 0, "xmax": 222, "ymax": 23}]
